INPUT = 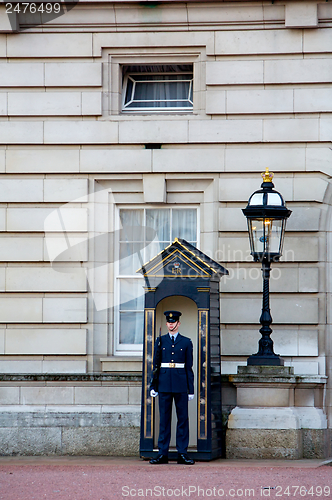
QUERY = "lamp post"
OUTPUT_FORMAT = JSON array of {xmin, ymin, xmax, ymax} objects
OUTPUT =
[{"xmin": 242, "ymin": 168, "xmax": 291, "ymax": 366}]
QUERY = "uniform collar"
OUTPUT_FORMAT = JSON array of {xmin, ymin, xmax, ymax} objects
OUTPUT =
[{"xmin": 168, "ymin": 332, "xmax": 179, "ymax": 341}]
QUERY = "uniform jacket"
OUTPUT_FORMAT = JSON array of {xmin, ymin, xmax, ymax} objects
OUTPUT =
[{"xmin": 150, "ymin": 333, "xmax": 194, "ymax": 394}]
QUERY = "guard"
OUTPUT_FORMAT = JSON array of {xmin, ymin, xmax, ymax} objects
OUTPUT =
[{"xmin": 149, "ymin": 310, "xmax": 195, "ymax": 465}]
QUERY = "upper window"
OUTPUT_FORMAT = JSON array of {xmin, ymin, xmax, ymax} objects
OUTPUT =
[{"xmin": 122, "ymin": 64, "xmax": 193, "ymax": 113}]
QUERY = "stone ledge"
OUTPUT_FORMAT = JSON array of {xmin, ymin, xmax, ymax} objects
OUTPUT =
[{"xmin": 0, "ymin": 373, "xmax": 142, "ymax": 383}]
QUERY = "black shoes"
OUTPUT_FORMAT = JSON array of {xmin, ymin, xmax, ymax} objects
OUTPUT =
[
  {"xmin": 177, "ymin": 453, "xmax": 195, "ymax": 465},
  {"xmin": 149, "ymin": 454, "xmax": 168, "ymax": 464}
]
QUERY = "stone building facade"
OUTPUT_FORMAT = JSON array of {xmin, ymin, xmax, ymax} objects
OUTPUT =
[{"xmin": 0, "ymin": 0, "xmax": 331, "ymax": 457}]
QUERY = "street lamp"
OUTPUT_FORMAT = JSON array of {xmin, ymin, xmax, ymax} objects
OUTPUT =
[{"xmin": 242, "ymin": 168, "xmax": 292, "ymax": 366}]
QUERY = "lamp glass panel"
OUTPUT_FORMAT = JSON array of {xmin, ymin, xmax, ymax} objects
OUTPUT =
[
  {"xmin": 268, "ymin": 219, "xmax": 283, "ymax": 254},
  {"xmin": 249, "ymin": 218, "xmax": 265, "ymax": 254}
]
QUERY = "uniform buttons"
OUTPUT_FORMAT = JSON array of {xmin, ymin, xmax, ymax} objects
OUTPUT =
[
  {"xmin": 172, "ymin": 345, "xmax": 174, "ymax": 348},
  {"xmin": 171, "ymin": 360, "xmax": 174, "ymax": 362},
  {"xmin": 172, "ymin": 352, "xmax": 174, "ymax": 355}
]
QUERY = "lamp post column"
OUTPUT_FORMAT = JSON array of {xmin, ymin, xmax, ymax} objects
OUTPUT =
[{"xmin": 247, "ymin": 258, "xmax": 283, "ymax": 366}]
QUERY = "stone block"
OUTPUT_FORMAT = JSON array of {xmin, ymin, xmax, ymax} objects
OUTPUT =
[
  {"xmin": 226, "ymin": 428, "xmax": 302, "ymax": 459},
  {"xmin": 189, "ymin": 4, "xmax": 264, "ymax": 24},
  {"xmin": 220, "ymin": 296, "xmax": 318, "ymax": 324},
  {"xmin": 0, "ymin": 179, "xmax": 43, "ymax": 202},
  {"xmin": 6, "ymin": 149, "xmax": 80, "ymax": 173},
  {"xmin": 298, "ymin": 330, "xmax": 318, "ymax": 356},
  {"xmin": 294, "ymin": 176, "xmax": 328, "ymax": 203},
  {"xmin": 227, "ymin": 407, "xmax": 300, "ymax": 430},
  {"xmin": 302, "ymin": 429, "xmax": 328, "ymax": 459},
  {"xmin": 7, "ymin": 33, "xmax": 93, "ymax": 57},
  {"xmin": 0, "ymin": 387, "xmax": 19, "ymax": 405},
  {"xmin": 206, "ymin": 60, "xmax": 264, "ymax": 85},
  {"xmin": 44, "ymin": 121, "xmax": 118, "ymax": 144},
  {"xmin": 42, "ymin": 360, "xmax": 87, "ymax": 374},
  {"xmin": 215, "ymin": 29, "xmax": 302, "ymax": 55},
  {"xmin": 5, "ymin": 328, "xmax": 87, "ymax": 355},
  {"xmin": 206, "ymin": 90, "xmax": 226, "ymax": 114},
  {"xmin": 0, "ymin": 6, "xmax": 18, "ymax": 32},
  {"xmin": 0, "ymin": 93, "xmax": 6, "ymax": 115},
  {"xmin": 61, "ymin": 426, "xmax": 139, "ymax": 456},
  {"xmin": 8, "ymin": 92, "xmax": 81, "ymax": 116},
  {"xmin": 119, "ymin": 120, "xmax": 188, "ymax": 144},
  {"xmin": 287, "ymin": 207, "xmax": 320, "ymax": 231},
  {"xmin": 21, "ymin": 387, "xmax": 74, "ymax": 405},
  {"xmin": 221, "ymin": 329, "xmax": 260, "ymax": 356},
  {"xmin": 285, "ymin": 1, "xmax": 318, "ymax": 28},
  {"xmin": 219, "ymin": 176, "xmax": 293, "ymax": 202},
  {"xmin": 115, "ymin": 3, "xmax": 187, "ymax": 25},
  {"xmin": 320, "ymin": 119, "xmax": 332, "ymax": 142},
  {"xmin": 0, "ymin": 122, "xmax": 43, "ymax": 144},
  {"xmin": 237, "ymin": 387, "xmax": 290, "ymax": 407},
  {"xmin": 287, "ymin": 361, "xmax": 319, "ymax": 375},
  {"xmin": 295, "ymin": 389, "xmax": 315, "ymax": 407},
  {"xmin": 304, "ymin": 27, "xmax": 332, "ymax": 53},
  {"xmin": 80, "ymin": 148, "xmax": 150, "ymax": 173},
  {"xmin": 74, "ymin": 386, "xmax": 128, "ymax": 405},
  {"xmin": 143, "ymin": 174, "xmax": 165, "ymax": 203},
  {"xmin": 0, "ymin": 150, "xmax": 4, "ymax": 172},
  {"xmin": 0, "ymin": 427, "xmax": 62, "ymax": 456},
  {"xmin": 153, "ymin": 148, "xmax": 224, "ymax": 173},
  {"xmin": 264, "ymin": 118, "xmax": 319, "ymax": 142},
  {"xmin": 306, "ymin": 148, "xmax": 332, "ymax": 176},
  {"xmin": 294, "ymin": 88, "xmax": 332, "ymax": 113},
  {"xmin": 0, "ymin": 237, "xmax": 44, "ymax": 261},
  {"xmin": 225, "ymin": 147, "xmax": 305, "ymax": 172},
  {"xmin": 44, "ymin": 235, "xmax": 88, "ymax": 263},
  {"xmin": 45, "ymin": 62, "xmax": 102, "ymax": 87},
  {"xmin": 298, "ymin": 267, "xmax": 319, "ymax": 293},
  {"xmin": 82, "ymin": 92, "xmax": 102, "ymax": 115},
  {"xmin": 0, "ymin": 360, "xmax": 43, "ymax": 373},
  {"xmin": 8, "ymin": 207, "xmax": 87, "ymax": 232},
  {"xmin": 0, "ymin": 63, "xmax": 44, "ymax": 86},
  {"xmin": 0, "ymin": 297, "xmax": 42, "ymax": 323},
  {"xmin": 189, "ymin": 119, "xmax": 262, "ymax": 143},
  {"xmin": 101, "ymin": 357, "xmax": 142, "ymax": 373},
  {"xmin": 264, "ymin": 58, "xmax": 332, "ymax": 84},
  {"xmin": 43, "ymin": 297, "xmax": 87, "ymax": 323},
  {"xmin": 44, "ymin": 179, "xmax": 88, "ymax": 203},
  {"xmin": 129, "ymin": 386, "xmax": 141, "ymax": 405},
  {"xmin": 227, "ymin": 89, "xmax": 293, "ymax": 114},
  {"xmin": 0, "ymin": 328, "xmax": 4, "ymax": 354}
]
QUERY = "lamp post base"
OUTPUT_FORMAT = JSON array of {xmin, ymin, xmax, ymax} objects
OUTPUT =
[{"xmin": 247, "ymin": 354, "xmax": 284, "ymax": 366}]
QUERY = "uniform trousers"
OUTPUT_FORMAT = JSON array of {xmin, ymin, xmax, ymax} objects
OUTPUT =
[{"xmin": 158, "ymin": 392, "xmax": 189, "ymax": 455}]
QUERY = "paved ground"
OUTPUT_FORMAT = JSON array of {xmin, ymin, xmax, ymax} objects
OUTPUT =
[{"xmin": 0, "ymin": 456, "xmax": 331, "ymax": 500}]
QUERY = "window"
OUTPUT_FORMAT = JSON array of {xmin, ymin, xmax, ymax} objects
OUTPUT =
[
  {"xmin": 115, "ymin": 207, "xmax": 198, "ymax": 352},
  {"xmin": 122, "ymin": 65, "xmax": 193, "ymax": 113}
]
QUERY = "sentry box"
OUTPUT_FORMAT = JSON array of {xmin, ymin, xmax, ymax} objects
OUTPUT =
[{"xmin": 137, "ymin": 238, "xmax": 228, "ymax": 461}]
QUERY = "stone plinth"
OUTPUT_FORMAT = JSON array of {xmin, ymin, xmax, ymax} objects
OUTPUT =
[{"xmin": 226, "ymin": 366, "xmax": 327, "ymax": 459}]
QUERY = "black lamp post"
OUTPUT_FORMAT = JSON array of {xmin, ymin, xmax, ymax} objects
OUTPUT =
[{"xmin": 242, "ymin": 168, "xmax": 292, "ymax": 366}]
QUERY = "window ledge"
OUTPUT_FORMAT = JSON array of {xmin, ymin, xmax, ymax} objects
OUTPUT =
[{"xmin": 100, "ymin": 357, "xmax": 143, "ymax": 373}]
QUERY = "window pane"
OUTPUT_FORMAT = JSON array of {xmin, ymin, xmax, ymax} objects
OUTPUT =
[
  {"xmin": 120, "ymin": 278, "xmax": 144, "ymax": 311},
  {"xmin": 120, "ymin": 209, "xmax": 144, "ymax": 241},
  {"xmin": 119, "ymin": 242, "xmax": 145, "ymax": 275},
  {"xmin": 146, "ymin": 209, "xmax": 170, "ymax": 242},
  {"xmin": 172, "ymin": 209, "xmax": 197, "ymax": 242},
  {"xmin": 119, "ymin": 312, "xmax": 144, "ymax": 344}
]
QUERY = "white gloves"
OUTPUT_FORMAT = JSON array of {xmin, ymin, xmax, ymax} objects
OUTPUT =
[
  {"xmin": 188, "ymin": 394, "xmax": 194, "ymax": 401},
  {"xmin": 150, "ymin": 390, "xmax": 158, "ymax": 397}
]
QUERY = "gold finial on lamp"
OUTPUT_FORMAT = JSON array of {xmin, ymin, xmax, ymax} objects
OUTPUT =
[{"xmin": 261, "ymin": 167, "xmax": 274, "ymax": 183}]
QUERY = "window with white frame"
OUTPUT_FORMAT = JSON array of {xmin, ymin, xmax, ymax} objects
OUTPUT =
[
  {"xmin": 115, "ymin": 207, "xmax": 198, "ymax": 352},
  {"xmin": 122, "ymin": 65, "xmax": 193, "ymax": 112}
]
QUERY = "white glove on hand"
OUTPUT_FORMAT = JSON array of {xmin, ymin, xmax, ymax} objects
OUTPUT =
[
  {"xmin": 150, "ymin": 390, "xmax": 158, "ymax": 397},
  {"xmin": 188, "ymin": 394, "xmax": 194, "ymax": 401}
]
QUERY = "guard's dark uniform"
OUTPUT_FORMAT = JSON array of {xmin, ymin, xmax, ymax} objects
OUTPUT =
[{"xmin": 151, "ymin": 325, "xmax": 194, "ymax": 457}]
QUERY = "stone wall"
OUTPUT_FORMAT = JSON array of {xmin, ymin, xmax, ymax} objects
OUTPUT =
[{"xmin": 0, "ymin": 0, "xmax": 331, "ymax": 456}]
